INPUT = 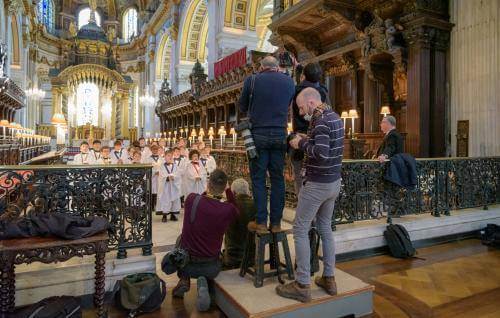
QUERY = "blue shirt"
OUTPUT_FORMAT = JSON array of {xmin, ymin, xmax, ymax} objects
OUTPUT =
[{"xmin": 238, "ymin": 70, "xmax": 295, "ymax": 130}]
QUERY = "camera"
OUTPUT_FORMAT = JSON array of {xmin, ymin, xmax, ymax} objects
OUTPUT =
[{"xmin": 235, "ymin": 121, "xmax": 258, "ymax": 159}]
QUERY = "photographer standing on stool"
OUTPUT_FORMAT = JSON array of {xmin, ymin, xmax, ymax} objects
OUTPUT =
[
  {"xmin": 276, "ymin": 88, "xmax": 344, "ymax": 303},
  {"xmin": 238, "ymin": 56, "xmax": 295, "ymax": 234}
]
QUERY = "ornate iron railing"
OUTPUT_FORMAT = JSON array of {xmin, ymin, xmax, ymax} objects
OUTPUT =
[
  {"xmin": 0, "ymin": 165, "xmax": 153, "ymax": 259},
  {"xmin": 212, "ymin": 150, "xmax": 500, "ymax": 226}
]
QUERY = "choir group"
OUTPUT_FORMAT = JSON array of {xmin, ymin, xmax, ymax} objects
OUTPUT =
[{"xmin": 69, "ymin": 137, "xmax": 217, "ymax": 222}]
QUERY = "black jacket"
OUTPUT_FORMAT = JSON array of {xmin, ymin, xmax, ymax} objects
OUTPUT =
[
  {"xmin": 384, "ymin": 153, "xmax": 417, "ymax": 189},
  {"xmin": 292, "ymin": 80, "xmax": 329, "ymax": 134},
  {"xmin": 376, "ymin": 129, "xmax": 404, "ymax": 158},
  {"xmin": 0, "ymin": 213, "xmax": 110, "ymax": 240}
]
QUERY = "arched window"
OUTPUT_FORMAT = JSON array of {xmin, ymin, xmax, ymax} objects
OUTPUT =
[
  {"xmin": 76, "ymin": 83, "xmax": 99, "ymax": 126},
  {"xmin": 122, "ymin": 8, "xmax": 138, "ymax": 42},
  {"xmin": 37, "ymin": 0, "xmax": 55, "ymax": 33},
  {"xmin": 78, "ymin": 7, "xmax": 102, "ymax": 29}
]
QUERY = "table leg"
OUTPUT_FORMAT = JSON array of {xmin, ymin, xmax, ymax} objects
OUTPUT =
[
  {"xmin": 0, "ymin": 259, "xmax": 15, "ymax": 317},
  {"xmin": 94, "ymin": 251, "xmax": 106, "ymax": 318}
]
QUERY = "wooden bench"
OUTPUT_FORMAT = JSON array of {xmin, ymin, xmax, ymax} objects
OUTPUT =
[{"xmin": 0, "ymin": 232, "xmax": 109, "ymax": 318}]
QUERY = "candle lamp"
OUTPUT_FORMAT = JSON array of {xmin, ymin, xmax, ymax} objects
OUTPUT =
[
  {"xmin": 287, "ymin": 122, "xmax": 293, "ymax": 135},
  {"xmin": 348, "ymin": 109, "xmax": 359, "ymax": 138},
  {"xmin": 190, "ymin": 128, "xmax": 197, "ymax": 146},
  {"xmin": 230, "ymin": 127, "xmax": 236, "ymax": 146},
  {"xmin": 340, "ymin": 111, "xmax": 349, "ymax": 132},
  {"xmin": 380, "ymin": 106, "xmax": 391, "ymax": 117}
]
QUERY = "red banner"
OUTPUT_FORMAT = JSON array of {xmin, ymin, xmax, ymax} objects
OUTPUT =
[{"xmin": 214, "ymin": 47, "xmax": 247, "ymax": 78}]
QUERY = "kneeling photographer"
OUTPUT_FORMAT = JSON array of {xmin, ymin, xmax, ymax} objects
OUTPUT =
[
  {"xmin": 161, "ymin": 170, "xmax": 238, "ymax": 312},
  {"xmin": 238, "ymin": 56, "xmax": 295, "ymax": 234}
]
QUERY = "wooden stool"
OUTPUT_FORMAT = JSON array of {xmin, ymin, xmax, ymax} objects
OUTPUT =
[{"xmin": 239, "ymin": 229, "xmax": 294, "ymax": 288}]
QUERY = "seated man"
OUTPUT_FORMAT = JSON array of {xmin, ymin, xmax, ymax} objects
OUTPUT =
[
  {"xmin": 223, "ymin": 178, "xmax": 256, "ymax": 269},
  {"xmin": 165, "ymin": 169, "xmax": 238, "ymax": 311}
]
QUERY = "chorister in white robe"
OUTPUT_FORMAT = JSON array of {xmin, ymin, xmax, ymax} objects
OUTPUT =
[
  {"xmin": 201, "ymin": 155, "xmax": 217, "ymax": 177},
  {"xmin": 141, "ymin": 146, "xmax": 152, "ymax": 158},
  {"xmin": 174, "ymin": 156, "xmax": 188, "ymax": 196},
  {"xmin": 142, "ymin": 155, "xmax": 164, "ymax": 194},
  {"xmin": 110, "ymin": 148, "xmax": 130, "ymax": 164},
  {"xmin": 89, "ymin": 149, "xmax": 101, "ymax": 162},
  {"xmin": 157, "ymin": 162, "xmax": 182, "ymax": 213},
  {"xmin": 70, "ymin": 153, "xmax": 97, "ymax": 165},
  {"xmin": 183, "ymin": 161, "xmax": 207, "ymax": 196}
]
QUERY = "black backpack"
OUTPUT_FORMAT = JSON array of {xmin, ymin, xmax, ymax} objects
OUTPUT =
[
  {"xmin": 481, "ymin": 224, "xmax": 500, "ymax": 248},
  {"xmin": 384, "ymin": 224, "xmax": 416, "ymax": 258},
  {"xmin": 16, "ymin": 296, "xmax": 81, "ymax": 318}
]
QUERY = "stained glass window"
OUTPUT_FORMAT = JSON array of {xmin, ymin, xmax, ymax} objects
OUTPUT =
[
  {"xmin": 37, "ymin": 0, "xmax": 55, "ymax": 33},
  {"xmin": 123, "ymin": 8, "xmax": 138, "ymax": 42},
  {"xmin": 78, "ymin": 7, "xmax": 102, "ymax": 29},
  {"xmin": 76, "ymin": 83, "xmax": 99, "ymax": 126}
]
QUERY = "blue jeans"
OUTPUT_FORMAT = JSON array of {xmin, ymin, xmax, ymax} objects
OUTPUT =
[{"xmin": 249, "ymin": 128, "xmax": 287, "ymax": 226}]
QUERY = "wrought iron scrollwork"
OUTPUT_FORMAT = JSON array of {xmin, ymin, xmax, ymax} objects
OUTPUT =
[{"xmin": 0, "ymin": 165, "xmax": 152, "ymax": 258}]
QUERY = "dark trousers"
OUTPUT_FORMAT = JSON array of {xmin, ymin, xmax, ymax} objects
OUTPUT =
[
  {"xmin": 249, "ymin": 129, "xmax": 287, "ymax": 226},
  {"xmin": 151, "ymin": 194, "xmax": 157, "ymax": 211}
]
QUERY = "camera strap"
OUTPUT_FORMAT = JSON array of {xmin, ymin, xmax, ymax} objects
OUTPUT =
[
  {"xmin": 190, "ymin": 194, "xmax": 202, "ymax": 224},
  {"xmin": 248, "ymin": 74, "xmax": 256, "ymax": 124}
]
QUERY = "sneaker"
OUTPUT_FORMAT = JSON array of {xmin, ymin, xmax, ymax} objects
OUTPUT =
[
  {"xmin": 162, "ymin": 215, "xmax": 167, "ymax": 223},
  {"xmin": 196, "ymin": 277, "xmax": 211, "ymax": 312},
  {"xmin": 172, "ymin": 278, "xmax": 190, "ymax": 298},
  {"xmin": 270, "ymin": 223, "xmax": 282, "ymax": 233},
  {"xmin": 170, "ymin": 213, "xmax": 178, "ymax": 221},
  {"xmin": 315, "ymin": 276, "xmax": 337, "ymax": 295},
  {"xmin": 276, "ymin": 281, "xmax": 311, "ymax": 303},
  {"xmin": 247, "ymin": 221, "xmax": 268, "ymax": 235}
]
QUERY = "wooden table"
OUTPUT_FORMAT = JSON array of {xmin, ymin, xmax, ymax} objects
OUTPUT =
[{"xmin": 0, "ymin": 232, "xmax": 109, "ymax": 318}]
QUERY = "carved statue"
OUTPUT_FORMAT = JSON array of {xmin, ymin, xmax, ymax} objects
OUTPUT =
[
  {"xmin": 69, "ymin": 21, "xmax": 77, "ymax": 38},
  {"xmin": 107, "ymin": 27, "xmax": 116, "ymax": 43},
  {"xmin": 384, "ymin": 19, "xmax": 403, "ymax": 51},
  {"xmin": 0, "ymin": 42, "xmax": 7, "ymax": 78},
  {"xmin": 362, "ymin": 34, "xmax": 372, "ymax": 57}
]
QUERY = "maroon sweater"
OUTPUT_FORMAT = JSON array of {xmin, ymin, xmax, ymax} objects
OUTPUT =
[{"xmin": 180, "ymin": 193, "xmax": 238, "ymax": 258}]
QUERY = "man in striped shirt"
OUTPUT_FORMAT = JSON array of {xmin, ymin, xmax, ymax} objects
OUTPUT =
[{"xmin": 276, "ymin": 88, "xmax": 344, "ymax": 302}]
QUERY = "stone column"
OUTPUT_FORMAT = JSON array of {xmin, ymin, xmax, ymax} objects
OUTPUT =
[{"xmin": 120, "ymin": 92, "xmax": 130, "ymax": 138}]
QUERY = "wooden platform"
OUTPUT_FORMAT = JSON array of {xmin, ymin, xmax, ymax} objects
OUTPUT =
[{"xmin": 214, "ymin": 268, "xmax": 374, "ymax": 318}]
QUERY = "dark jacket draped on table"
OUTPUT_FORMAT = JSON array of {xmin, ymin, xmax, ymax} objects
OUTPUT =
[{"xmin": 0, "ymin": 212, "xmax": 110, "ymax": 240}]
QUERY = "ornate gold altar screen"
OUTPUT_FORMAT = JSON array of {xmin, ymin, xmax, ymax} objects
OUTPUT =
[{"xmin": 50, "ymin": 64, "xmax": 134, "ymax": 140}]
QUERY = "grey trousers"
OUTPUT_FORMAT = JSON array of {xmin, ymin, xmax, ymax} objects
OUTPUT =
[
  {"xmin": 291, "ymin": 158, "xmax": 303, "ymax": 194},
  {"xmin": 293, "ymin": 179, "xmax": 341, "ymax": 285}
]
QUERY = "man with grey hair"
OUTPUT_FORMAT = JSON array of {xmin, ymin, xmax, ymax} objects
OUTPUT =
[
  {"xmin": 239, "ymin": 55, "xmax": 295, "ymax": 234},
  {"xmin": 376, "ymin": 115, "xmax": 403, "ymax": 163},
  {"xmin": 223, "ymin": 178, "xmax": 256, "ymax": 269},
  {"xmin": 276, "ymin": 87, "xmax": 344, "ymax": 302}
]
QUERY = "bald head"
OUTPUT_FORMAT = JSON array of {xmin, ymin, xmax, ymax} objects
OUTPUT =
[
  {"xmin": 260, "ymin": 56, "xmax": 279, "ymax": 70},
  {"xmin": 296, "ymin": 87, "xmax": 323, "ymax": 117}
]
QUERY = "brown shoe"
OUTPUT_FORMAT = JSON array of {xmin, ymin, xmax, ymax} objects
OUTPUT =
[
  {"xmin": 172, "ymin": 277, "xmax": 190, "ymax": 298},
  {"xmin": 247, "ymin": 221, "xmax": 268, "ymax": 235},
  {"xmin": 276, "ymin": 281, "xmax": 311, "ymax": 303},
  {"xmin": 270, "ymin": 224, "xmax": 282, "ymax": 233},
  {"xmin": 315, "ymin": 276, "xmax": 337, "ymax": 295}
]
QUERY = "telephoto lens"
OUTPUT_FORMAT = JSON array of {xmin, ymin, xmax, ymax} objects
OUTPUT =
[{"xmin": 235, "ymin": 121, "xmax": 258, "ymax": 159}]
